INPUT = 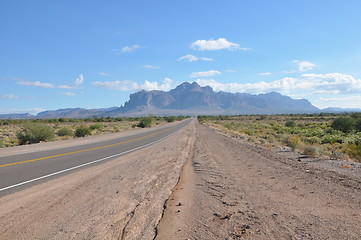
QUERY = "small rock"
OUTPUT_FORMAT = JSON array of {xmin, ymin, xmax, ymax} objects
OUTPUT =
[
  {"xmin": 213, "ymin": 213, "xmax": 222, "ymax": 218},
  {"xmin": 241, "ymin": 224, "xmax": 251, "ymax": 229}
]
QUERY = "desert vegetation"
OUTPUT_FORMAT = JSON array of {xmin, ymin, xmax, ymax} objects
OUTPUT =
[
  {"xmin": 0, "ymin": 116, "xmax": 187, "ymax": 147},
  {"xmin": 137, "ymin": 115, "xmax": 156, "ymax": 128},
  {"xmin": 198, "ymin": 113, "xmax": 361, "ymax": 162}
]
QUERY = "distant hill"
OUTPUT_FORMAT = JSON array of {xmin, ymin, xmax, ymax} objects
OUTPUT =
[
  {"xmin": 0, "ymin": 113, "xmax": 33, "ymax": 119},
  {"xmin": 108, "ymin": 82, "xmax": 319, "ymax": 116},
  {"xmin": 36, "ymin": 107, "xmax": 118, "ymax": 119},
  {"xmin": 321, "ymin": 107, "xmax": 361, "ymax": 113},
  {"xmin": 5, "ymin": 82, "xmax": 361, "ymax": 119}
]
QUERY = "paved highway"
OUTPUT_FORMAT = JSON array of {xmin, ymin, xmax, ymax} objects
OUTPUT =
[{"xmin": 0, "ymin": 119, "xmax": 192, "ymax": 197}]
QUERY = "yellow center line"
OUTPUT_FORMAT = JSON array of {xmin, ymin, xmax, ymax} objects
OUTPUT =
[{"xmin": 0, "ymin": 127, "xmax": 172, "ymax": 168}]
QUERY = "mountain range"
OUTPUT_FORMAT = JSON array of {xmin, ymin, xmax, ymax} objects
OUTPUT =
[{"xmin": 1, "ymin": 82, "xmax": 359, "ymax": 119}]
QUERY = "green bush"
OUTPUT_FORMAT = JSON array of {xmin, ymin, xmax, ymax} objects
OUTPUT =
[
  {"xmin": 165, "ymin": 116, "xmax": 177, "ymax": 122},
  {"xmin": 355, "ymin": 118, "xmax": 361, "ymax": 132},
  {"xmin": 138, "ymin": 116, "xmax": 155, "ymax": 128},
  {"xmin": 0, "ymin": 120, "xmax": 10, "ymax": 125},
  {"xmin": 285, "ymin": 121, "xmax": 296, "ymax": 128},
  {"xmin": 56, "ymin": 127, "xmax": 74, "ymax": 137},
  {"xmin": 321, "ymin": 134, "xmax": 344, "ymax": 144},
  {"xmin": 331, "ymin": 117, "xmax": 355, "ymax": 133},
  {"xmin": 304, "ymin": 136, "xmax": 322, "ymax": 144},
  {"xmin": 17, "ymin": 123, "xmax": 55, "ymax": 145},
  {"xmin": 74, "ymin": 125, "xmax": 92, "ymax": 137},
  {"xmin": 0, "ymin": 140, "xmax": 4, "ymax": 148},
  {"xmin": 90, "ymin": 123, "xmax": 104, "ymax": 131}
]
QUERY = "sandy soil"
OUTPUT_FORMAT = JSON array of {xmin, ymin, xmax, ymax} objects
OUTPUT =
[{"xmin": 1, "ymin": 120, "xmax": 361, "ymax": 239}]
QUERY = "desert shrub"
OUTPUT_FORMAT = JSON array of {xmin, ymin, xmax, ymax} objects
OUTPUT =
[
  {"xmin": 304, "ymin": 136, "xmax": 322, "ymax": 144},
  {"xmin": 330, "ymin": 150, "xmax": 344, "ymax": 160},
  {"xmin": 0, "ymin": 120, "xmax": 10, "ymax": 125},
  {"xmin": 241, "ymin": 127, "xmax": 255, "ymax": 136},
  {"xmin": 285, "ymin": 135, "xmax": 301, "ymax": 150},
  {"xmin": 17, "ymin": 123, "xmax": 55, "ymax": 145},
  {"xmin": 56, "ymin": 127, "xmax": 73, "ymax": 137},
  {"xmin": 321, "ymin": 134, "xmax": 344, "ymax": 144},
  {"xmin": 138, "ymin": 116, "xmax": 155, "ymax": 128},
  {"xmin": 346, "ymin": 142, "xmax": 361, "ymax": 162},
  {"xmin": 303, "ymin": 146, "xmax": 320, "ymax": 157},
  {"xmin": 74, "ymin": 125, "xmax": 91, "ymax": 137},
  {"xmin": 285, "ymin": 121, "xmax": 296, "ymax": 128},
  {"xmin": 0, "ymin": 140, "xmax": 4, "ymax": 148},
  {"xmin": 224, "ymin": 122, "xmax": 235, "ymax": 130},
  {"xmin": 331, "ymin": 117, "xmax": 355, "ymax": 133},
  {"xmin": 355, "ymin": 118, "xmax": 361, "ymax": 132},
  {"xmin": 90, "ymin": 123, "xmax": 104, "ymax": 131},
  {"xmin": 165, "ymin": 116, "xmax": 177, "ymax": 122}
]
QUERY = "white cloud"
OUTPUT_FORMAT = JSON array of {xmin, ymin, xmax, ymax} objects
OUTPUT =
[
  {"xmin": 178, "ymin": 54, "xmax": 213, "ymax": 62},
  {"xmin": 284, "ymin": 60, "xmax": 317, "ymax": 73},
  {"xmin": 195, "ymin": 78, "xmax": 297, "ymax": 94},
  {"xmin": 284, "ymin": 60, "xmax": 317, "ymax": 74},
  {"xmin": 98, "ymin": 72, "xmax": 109, "ymax": 76},
  {"xmin": 191, "ymin": 38, "xmax": 250, "ymax": 51},
  {"xmin": 301, "ymin": 73, "xmax": 361, "ymax": 93},
  {"xmin": 74, "ymin": 74, "xmax": 84, "ymax": 87},
  {"xmin": 190, "ymin": 70, "xmax": 221, "ymax": 78},
  {"xmin": 1, "ymin": 94, "xmax": 19, "ymax": 100},
  {"xmin": 293, "ymin": 60, "xmax": 317, "ymax": 72},
  {"xmin": 319, "ymin": 95, "xmax": 361, "ymax": 102},
  {"xmin": 120, "ymin": 45, "xmax": 142, "ymax": 53},
  {"xmin": 0, "ymin": 108, "xmax": 45, "ymax": 115},
  {"xmin": 93, "ymin": 78, "xmax": 173, "ymax": 92},
  {"xmin": 195, "ymin": 72, "xmax": 361, "ymax": 96},
  {"xmin": 312, "ymin": 90, "xmax": 341, "ymax": 94},
  {"xmin": 317, "ymin": 96, "xmax": 361, "ymax": 108},
  {"xmin": 17, "ymin": 74, "xmax": 84, "ymax": 89},
  {"xmin": 143, "ymin": 65, "xmax": 160, "ymax": 69},
  {"xmin": 259, "ymin": 72, "xmax": 272, "ymax": 75},
  {"xmin": 58, "ymin": 92, "xmax": 75, "ymax": 96},
  {"xmin": 18, "ymin": 81, "xmax": 55, "ymax": 88}
]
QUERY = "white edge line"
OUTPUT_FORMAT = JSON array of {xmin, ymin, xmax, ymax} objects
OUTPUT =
[{"xmin": 0, "ymin": 123, "xmax": 185, "ymax": 193}]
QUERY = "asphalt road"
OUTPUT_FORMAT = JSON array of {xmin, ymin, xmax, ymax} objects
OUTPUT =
[{"xmin": 0, "ymin": 119, "xmax": 192, "ymax": 197}]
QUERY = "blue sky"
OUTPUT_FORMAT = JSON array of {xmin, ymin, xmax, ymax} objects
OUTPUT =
[{"xmin": 1, "ymin": 0, "xmax": 361, "ymax": 114}]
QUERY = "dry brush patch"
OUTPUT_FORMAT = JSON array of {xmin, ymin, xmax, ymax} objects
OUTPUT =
[
  {"xmin": 0, "ymin": 116, "xmax": 187, "ymax": 148},
  {"xmin": 199, "ymin": 114, "xmax": 361, "ymax": 162}
]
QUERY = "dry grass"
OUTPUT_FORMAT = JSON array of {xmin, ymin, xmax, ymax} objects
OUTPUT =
[
  {"xmin": 0, "ymin": 120, "xmax": 147, "ymax": 147},
  {"xmin": 199, "ymin": 114, "xmax": 361, "ymax": 162}
]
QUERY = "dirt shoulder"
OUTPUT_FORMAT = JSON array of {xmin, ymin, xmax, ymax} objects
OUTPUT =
[{"xmin": 156, "ymin": 122, "xmax": 361, "ymax": 239}]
